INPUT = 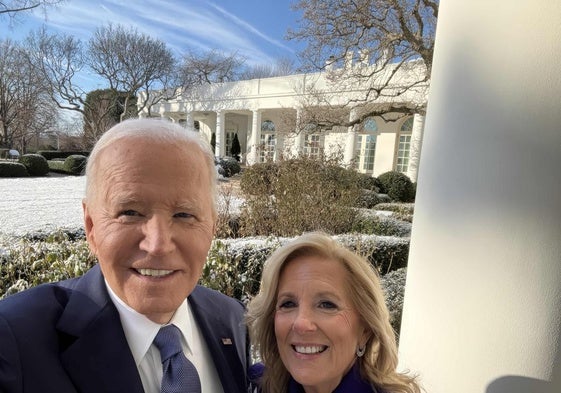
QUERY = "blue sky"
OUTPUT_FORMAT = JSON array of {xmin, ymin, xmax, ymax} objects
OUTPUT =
[{"xmin": 2, "ymin": 0, "xmax": 304, "ymax": 88}]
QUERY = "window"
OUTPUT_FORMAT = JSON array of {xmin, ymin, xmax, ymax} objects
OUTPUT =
[
  {"xmin": 261, "ymin": 120, "xmax": 275, "ymax": 131},
  {"xmin": 260, "ymin": 120, "xmax": 276, "ymax": 162},
  {"xmin": 396, "ymin": 117, "xmax": 413, "ymax": 173},
  {"xmin": 304, "ymin": 134, "xmax": 323, "ymax": 159},
  {"xmin": 355, "ymin": 117, "xmax": 378, "ymax": 173},
  {"xmin": 259, "ymin": 133, "xmax": 276, "ymax": 162}
]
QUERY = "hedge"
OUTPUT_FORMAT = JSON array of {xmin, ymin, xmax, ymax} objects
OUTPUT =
[
  {"xmin": 37, "ymin": 150, "xmax": 90, "ymax": 160},
  {"xmin": 0, "ymin": 162, "xmax": 28, "ymax": 177}
]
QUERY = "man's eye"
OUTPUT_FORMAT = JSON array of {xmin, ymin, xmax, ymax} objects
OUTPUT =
[
  {"xmin": 119, "ymin": 210, "xmax": 140, "ymax": 217},
  {"xmin": 318, "ymin": 301, "xmax": 337, "ymax": 310}
]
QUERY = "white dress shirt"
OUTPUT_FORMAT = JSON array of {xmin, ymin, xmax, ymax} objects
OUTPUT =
[{"xmin": 105, "ymin": 281, "xmax": 224, "ymax": 393}]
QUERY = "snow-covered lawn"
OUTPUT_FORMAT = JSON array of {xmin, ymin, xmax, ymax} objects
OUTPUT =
[{"xmin": 0, "ymin": 176, "xmax": 86, "ymax": 236}]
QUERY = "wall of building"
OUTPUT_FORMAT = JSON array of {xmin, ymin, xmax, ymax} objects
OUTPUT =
[{"xmin": 399, "ymin": 1, "xmax": 561, "ymax": 392}]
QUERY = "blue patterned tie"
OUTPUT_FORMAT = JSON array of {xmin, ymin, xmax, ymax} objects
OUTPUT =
[{"xmin": 154, "ymin": 325, "xmax": 202, "ymax": 393}]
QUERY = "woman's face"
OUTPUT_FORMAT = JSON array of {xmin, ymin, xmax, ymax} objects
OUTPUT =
[{"xmin": 274, "ymin": 255, "xmax": 369, "ymax": 393}]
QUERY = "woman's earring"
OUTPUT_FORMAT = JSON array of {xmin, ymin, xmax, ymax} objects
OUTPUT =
[{"xmin": 356, "ymin": 345, "xmax": 366, "ymax": 357}]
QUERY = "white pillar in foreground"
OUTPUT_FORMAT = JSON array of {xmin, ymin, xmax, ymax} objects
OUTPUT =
[
  {"xmin": 406, "ymin": 113, "xmax": 424, "ymax": 182},
  {"xmin": 247, "ymin": 109, "xmax": 261, "ymax": 165},
  {"xmin": 398, "ymin": 2, "xmax": 561, "ymax": 393}
]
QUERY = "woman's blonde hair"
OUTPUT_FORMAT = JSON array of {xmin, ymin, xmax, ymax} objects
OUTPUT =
[{"xmin": 246, "ymin": 232, "xmax": 421, "ymax": 393}]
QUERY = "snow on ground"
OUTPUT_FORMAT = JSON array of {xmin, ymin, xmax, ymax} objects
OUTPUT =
[
  {"xmin": 0, "ymin": 176, "xmax": 244, "ymax": 237},
  {"xmin": 0, "ymin": 176, "xmax": 86, "ymax": 236}
]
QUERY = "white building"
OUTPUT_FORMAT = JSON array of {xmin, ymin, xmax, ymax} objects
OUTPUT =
[{"xmin": 139, "ymin": 58, "xmax": 429, "ymax": 181}]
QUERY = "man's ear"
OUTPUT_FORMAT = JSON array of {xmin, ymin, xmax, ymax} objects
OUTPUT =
[{"xmin": 82, "ymin": 199, "xmax": 97, "ymax": 255}]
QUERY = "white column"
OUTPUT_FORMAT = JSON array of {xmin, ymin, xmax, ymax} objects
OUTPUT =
[
  {"xmin": 185, "ymin": 111, "xmax": 194, "ymax": 130},
  {"xmin": 247, "ymin": 109, "xmax": 261, "ymax": 165},
  {"xmin": 295, "ymin": 108, "xmax": 304, "ymax": 155},
  {"xmin": 343, "ymin": 107, "xmax": 358, "ymax": 166},
  {"xmin": 398, "ymin": 2, "xmax": 561, "ymax": 393},
  {"xmin": 215, "ymin": 110, "xmax": 225, "ymax": 158},
  {"xmin": 406, "ymin": 113, "xmax": 425, "ymax": 182}
]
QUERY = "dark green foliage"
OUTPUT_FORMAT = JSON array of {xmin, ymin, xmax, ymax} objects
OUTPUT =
[
  {"xmin": 217, "ymin": 157, "xmax": 241, "ymax": 177},
  {"xmin": 37, "ymin": 150, "xmax": 90, "ymax": 160},
  {"xmin": 47, "ymin": 160, "xmax": 66, "ymax": 173},
  {"xmin": 377, "ymin": 171, "xmax": 416, "ymax": 202},
  {"xmin": 356, "ymin": 189, "xmax": 383, "ymax": 208},
  {"xmin": 356, "ymin": 172, "xmax": 382, "ymax": 192},
  {"xmin": 230, "ymin": 133, "xmax": 241, "ymax": 161},
  {"xmin": 0, "ymin": 162, "xmax": 28, "ymax": 177},
  {"xmin": 351, "ymin": 213, "xmax": 412, "ymax": 237},
  {"xmin": 239, "ymin": 156, "xmax": 364, "ymax": 237},
  {"xmin": 19, "ymin": 154, "xmax": 49, "ymax": 176},
  {"xmin": 63, "ymin": 155, "xmax": 87, "ymax": 175}
]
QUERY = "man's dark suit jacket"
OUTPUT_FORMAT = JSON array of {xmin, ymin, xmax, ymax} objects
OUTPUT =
[{"xmin": 0, "ymin": 264, "xmax": 250, "ymax": 393}]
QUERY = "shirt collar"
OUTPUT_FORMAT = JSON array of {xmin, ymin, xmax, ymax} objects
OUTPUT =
[{"xmin": 105, "ymin": 280, "xmax": 195, "ymax": 366}]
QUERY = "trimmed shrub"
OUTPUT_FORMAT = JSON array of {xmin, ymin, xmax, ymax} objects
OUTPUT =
[
  {"xmin": 377, "ymin": 171, "xmax": 415, "ymax": 202},
  {"xmin": 0, "ymin": 162, "xmax": 28, "ymax": 177},
  {"xmin": 63, "ymin": 155, "xmax": 87, "ymax": 175},
  {"xmin": 356, "ymin": 189, "xmax": 383, "ymax": 208},
  {"xmin": 351, "ymin": 211, "xmax": 412, "ymax": 237},
  {"xmin": 0, "ymin": 230, "xmax": 97, "ymax": 299},
  {"xmin": 48, "ymin": 160, "xmax": 66, "ymax": 173},
  {"xmin": 19, "ymin": 154, "xmax": 49, "ymax": 176},
  {"xmin": 217, "ymin": 157, "xmax": 241, "ymax": 177},
  {"xmin": 380, "ymin": 267, "xmax": 407, "ymax": 335},
  {"xmin": 37, "ymin": 150, "xmax": 90, "ymax": 160},
  {"xmin": 356, "ymin": 172, "xmax": 382, "ymax": 192}
]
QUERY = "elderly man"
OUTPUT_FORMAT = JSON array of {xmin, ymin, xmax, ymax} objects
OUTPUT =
[{"xmin": 0, "ymin": 119, "xmax": 249, "ymax": 393}]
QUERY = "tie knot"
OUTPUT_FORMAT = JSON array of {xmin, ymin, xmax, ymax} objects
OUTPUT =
[{"xmin": 154, "ymin": 325, "xmax": 183, "ymax": 362}]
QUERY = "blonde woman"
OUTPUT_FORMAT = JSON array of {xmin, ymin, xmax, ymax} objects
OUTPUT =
[{"xmin": 246, "ymin": 232, "xmax": 421, "ymax": 393}]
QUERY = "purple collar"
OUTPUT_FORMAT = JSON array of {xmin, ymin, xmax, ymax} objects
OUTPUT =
[{"xmin": 287, "ymin": 363, "xmax": 379, "ymax": 393}]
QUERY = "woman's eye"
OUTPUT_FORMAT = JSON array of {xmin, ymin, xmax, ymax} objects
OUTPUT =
[
  {"xmin": 174, "ymin": 212, "xmax": 193, "ymax": 218},
  {"xmin": 278, "ymin": 300, "xmax": 296, "ymax": 309},
  {"xmin": 319, "ymin": 300, "xmax": 337, "ymax": 310}
]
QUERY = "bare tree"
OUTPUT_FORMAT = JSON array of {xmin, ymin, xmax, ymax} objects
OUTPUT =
[
  {"xmin": 240, "ymin": 56, "xmax": 296, "ymax": 80},
  {"xmin": 178, "ymin": 49, "xmax": 245, "ymax": 85},
  {"xmin": 0, "ymin": 0, "xmax": 62, "ymax": 20},
  {"xmin": 24, "ymin": 28, "xmax": 109, "ymax": 139},
  {"xmin": 88, "ymin": 23, "xmax": 177, "ymax": 121},
  {"xmin": 0, "ymin": 38, "xmax": 55, "ymax": 152},
  {"xmin": 288, "ymin": 0, "xmax": 438, "ymax": 127}
]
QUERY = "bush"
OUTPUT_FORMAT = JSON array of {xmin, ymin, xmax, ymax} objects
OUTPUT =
[
  {"xmin": 216, "ymin": 157, "xmax": 241, "ymax": 177},
  {"xmin": 374, "ymin": 203, "xmax": 415, "ymax": 222},
  {"xmin": 351, "ymin": 211, "xmax": 412, "ymax": 237},
  {"xmin": 48, "ymin": 160, "xmax": 66, "ymax": 173},
  {"xmin": 356, "ymin": 172, "xmax": 382, "ymax": 192},
  {"xmin": 377, "ymin": 171, "xmax": 415, "ymax": 202},
  {"xmin": 37, "ymin": 150, "xmax": 90, "ymax": 160},
  {"xmin": 19, "ymin": 154, "xmax": 49, "ymax": 176},
  {"xmin": 239, "ymin": 156, "xmax": 364, "ymax": 236},
  {"xmin": 380, "ymin": 267, "xmax": 408, "ymax": 335},
  {"xmin": 1, "ymin": 230, "xmax": 408, "ymax": 335},
  {"xmin": 63, "ymin": 155, "xmax": 87, "ymax": 175},
  {"xmin": 0, "ymin": 231, "xmax": 96, "ymax": 299},
  {"xmin": 0, "ymin": 162, "xmax": 28, "ymax": 177}
]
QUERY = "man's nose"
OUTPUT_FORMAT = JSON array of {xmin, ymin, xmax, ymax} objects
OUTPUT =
[
  {"xmin": 139, "ymin": 215, "xmax": 175, "ymax": 256},
  {"xmin": 292, "ymin": 307, "xmax": 317, "ymax": 333}
]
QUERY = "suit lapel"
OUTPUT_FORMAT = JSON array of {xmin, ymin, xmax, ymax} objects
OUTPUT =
[
  {"xmin": 189, "ymin": 288, "xmax": 247, "ymax": 393},
  {"xmin": 56, "ymin": 265, "xmax": 144, "ymax": 393}
]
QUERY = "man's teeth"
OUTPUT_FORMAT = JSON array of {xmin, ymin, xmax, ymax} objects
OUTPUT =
[
  {"xmin": 293, "ymin": 345, "xmax": 327, "ymax": 354},
  {"xmin": 136, "ymin": 269, "xmax": 173, "ymax": 277}
]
